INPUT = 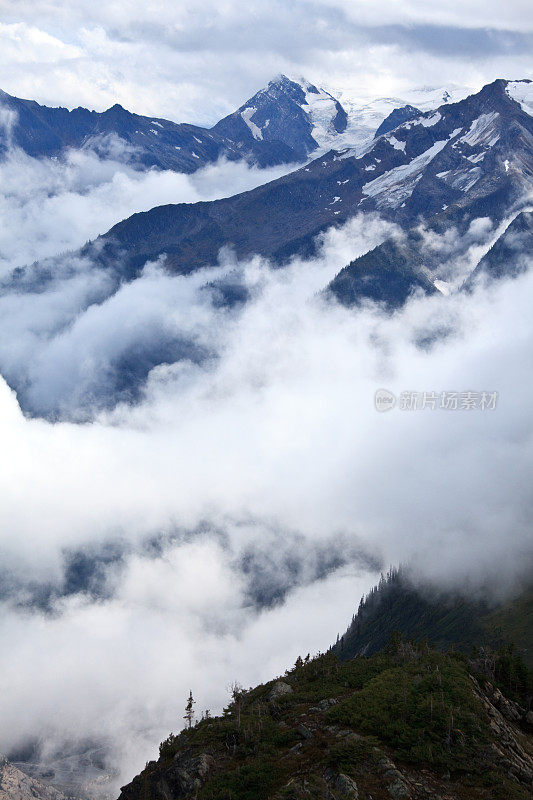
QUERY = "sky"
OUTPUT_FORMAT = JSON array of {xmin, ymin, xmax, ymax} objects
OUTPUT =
[
  {"xmin": 0, "ymin": 1, "xmax": 531, "ymax": 123},
  {"xmin": 0, "ymin": 2, "xmax": 532, "ymax": 797}
]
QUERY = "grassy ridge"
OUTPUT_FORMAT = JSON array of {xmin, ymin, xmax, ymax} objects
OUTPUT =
[{"xmin": 134, "ymin": 643, "xmax": 532, "ymax": 800}]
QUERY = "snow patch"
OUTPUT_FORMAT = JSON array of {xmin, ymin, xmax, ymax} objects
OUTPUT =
[
  {"xmin": 299, "ymin": 79, "xmax": 343, "ymax": 149},
  {"xmin": 459, "ymin": 113, "xmax": 500, "ymax": 147},
  {"xmin": 450, "ymin": 167, "xmax": 482, "ymax": 193},
  {"xmin": 420, "ymin": 111, "xmax": 442, "ymax": 127},
  {"xmin": 506, "ymin": 80, "xmax": 533, "ymax": 116},
  {"xmin": 434, "ymin": 279, "xmax": 451, "ymax": 295},
  {"xmin": 467, "ymin": 152, "xmax": 485, "ymax": 164},
  {"xmin": 240, "ymin": 107, "xmax": 263, "ymax": 141},
  {"xmin": 388, "ymin": 136, "xmax": 406, "ymax": 151},
  {"xmin": 362, "ymin": 137, "xmax": 450, "ymax": 208}
]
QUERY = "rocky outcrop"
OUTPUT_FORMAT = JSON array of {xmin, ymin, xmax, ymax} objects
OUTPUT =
[
  {"xmin": 118, "ymin": 648, "xmax": 533, "ymax": 800},
  {"xmin": 119, "ymin": 749, "xmax": 214, "ymax": 800},
  {"xmin": 268, "ymin": 681, "xmax": 294, "ymax": 703},
  {"xmin": 373, "ymin": 753, "xmax": 413, "ymax": 799},
  {"xmin": 0, "ymin": 756, "xmax": 73, "ymax": 800},
  {"xmin": 471, "ymin": 677, "xmax": 533, "ymax": 788},
  {"xmin": 324, "ymin": 769, "xmax": 359, "ymax": 798}
]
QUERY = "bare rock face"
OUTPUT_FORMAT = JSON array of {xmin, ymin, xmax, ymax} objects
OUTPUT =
[
  {"xmin": 297, "ymin": 723, "xmax": 314, "ymax": 740},
  {"xmin": 486, "ymin": 682, "xmax": 526, "ymax": 723},
  {"xmin": 374, "ymin": 752, "xmax": 412, "ymax": 799},
  {"xmin": 0, "ymin": 756, "xmax": 73, "ymax": 800},
  {"xmin": 118, "ymin": 750, "xmax": 214, "ymax": 800},
  {"xmin": 471, "ymin": 677, "xmax": 533, "ymax": 788},
  {"xmin": 309, "ymin": 697, "xmax": 337, "ymax": 713},
  {"xmin": 324, "ymin": 769, "xmax": 359, "ymax": 798},
  {"xmin": 268, "ymin": 681, "xmax": 294, "ymax": 703}
]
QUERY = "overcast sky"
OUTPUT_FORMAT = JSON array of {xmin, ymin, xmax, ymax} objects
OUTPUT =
[{"xmin": 0, "ymin": 0, "xmax": 531, "ymax": 123}]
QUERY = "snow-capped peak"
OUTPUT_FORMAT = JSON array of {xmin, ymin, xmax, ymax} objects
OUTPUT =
[
  {"xmin": 296, "ymin": 78, "xmax": 348, "ymax": 148},
  {"xmin": 218, "ymin": 74, "xmax": 348, "ymax": 155}
]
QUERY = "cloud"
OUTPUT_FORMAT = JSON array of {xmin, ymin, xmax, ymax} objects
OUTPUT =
[
  {"xmin": 0, "ymin": 2, "xmax": 530, "ymax": 123},
  {"xmin": 0, "ymin": 201, "xmax": 532, "ymax": 792},
  {"xmin": 0, "ymin": 549, "xmax": 374, "ymax": 792},
  {"xmin": 410, "ymin": 206, "xmax": 533, "ymax": 288},
  {"xmin": 0, "ymin": 196, "xmax": 399, "ymax": 418},
  {"xmin": 0, "ymin": 139, "xmax": 295, "ymax": 276}
]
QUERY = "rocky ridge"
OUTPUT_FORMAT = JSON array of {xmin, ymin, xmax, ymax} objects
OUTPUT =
[
  {"xmin": 0, "ymin": 755, "xmax": 75, "ymax": 800},
  {"xmin": 117, "ymin": 643, "xmax": 533, "ymax": 800}
]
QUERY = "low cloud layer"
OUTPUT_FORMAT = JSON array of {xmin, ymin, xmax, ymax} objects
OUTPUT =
[
  {"xmin": 0, "ymin": 200, "xmax": 532, "ymax": 793},
  {"xmin": 0, "ymin": 135, "xmax": 295, "ymax": 275}
]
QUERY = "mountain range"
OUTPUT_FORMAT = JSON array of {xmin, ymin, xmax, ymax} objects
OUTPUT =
[
  {"xmin": 0, "ymin": 75, "xmax": 348, "ymax": 172},
  {"xmin": 39, "ymin": 82, "xmax": 533, "ymax": 285},
  {"xmin": 9, "ymin": 79, "xmax": 532, "ymax": 288},
  {"xmin": 6, "ymin": 80, "xmax": 530, "ymax": 297},
  {"xmin": 1, "ymin": 76, "xmax": 531, "ymax": 418},
  {"xmin": 1, "ymin": 70, "xmax": 532, "ymax": 800}
]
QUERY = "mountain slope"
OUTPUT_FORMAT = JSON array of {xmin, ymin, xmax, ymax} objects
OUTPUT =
[
  {"xmin": 465, "ymin": 210, "xmax": 533, "ymax": 286},
  {"xmin": 0, "ymin": 76, "xmax": 347, "ymax": 172},
  {"xmin": 324, "ymin": 85, "xmax": 469, "ymax": 151},
  {"xmin": 115, "ymin": 566, "xmax": 533, "ymax": 800},
  {"xmin": 117, "ymin": 643, "xmax": 533, "ymax": 800},
  {"xmin": 3, "ymin": 78, "xmax": 531, "ymax": 420},
  {"xmin": 327, "ymin": 83, "xmax": 533, "ymax": 305},
  {"xmin": 0, "ymin": 756, "xmax": 74, "ymax": 800},
  {"xmin": 374, "ymin": 105, "xmax": 421, "ymax": 138},
  {"xmin": 69, "ymin": 79, "xmax": 532, "ymax": 291},
  {"xmin": 8, "ymin": 79, "xmax": 530, "ymax": 290},
  {"xmin": 332, "ymin": 568, "xmax": 533, "ymax": 668},
  {"xmin": 326, "ymin": 234, "xmax": 439, "ymax": 309},
  {"xmin": 212, "ymin": 75, "xmax": 348, "ymax": 157}
]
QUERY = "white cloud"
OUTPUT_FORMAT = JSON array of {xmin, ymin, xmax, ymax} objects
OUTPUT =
[
  {"xmin": 0, "ymin": 21, "xmax": 82, "ymax": 63},
  {"xmin": 0, "ymin": 2, "xmax": 530, "ymax": 122},
  {"xmin": 0, "ymin": 141, "xmax": 295, "ymax": 275},
  {"xmin": 0, "ymin": 552, "xmax": 373, "ymax": 793},
  {"xmin": 0, "ymin": 190, "xmax": 531, "ymax": 798},
  {"xmin": 0, "ymin": 240, "xmax": 532, "ymax": 790}
]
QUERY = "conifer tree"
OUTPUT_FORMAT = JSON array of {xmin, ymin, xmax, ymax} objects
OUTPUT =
[{"xmin": 183, "ymin": 690, "xmax": 196, "ymax": 729}]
